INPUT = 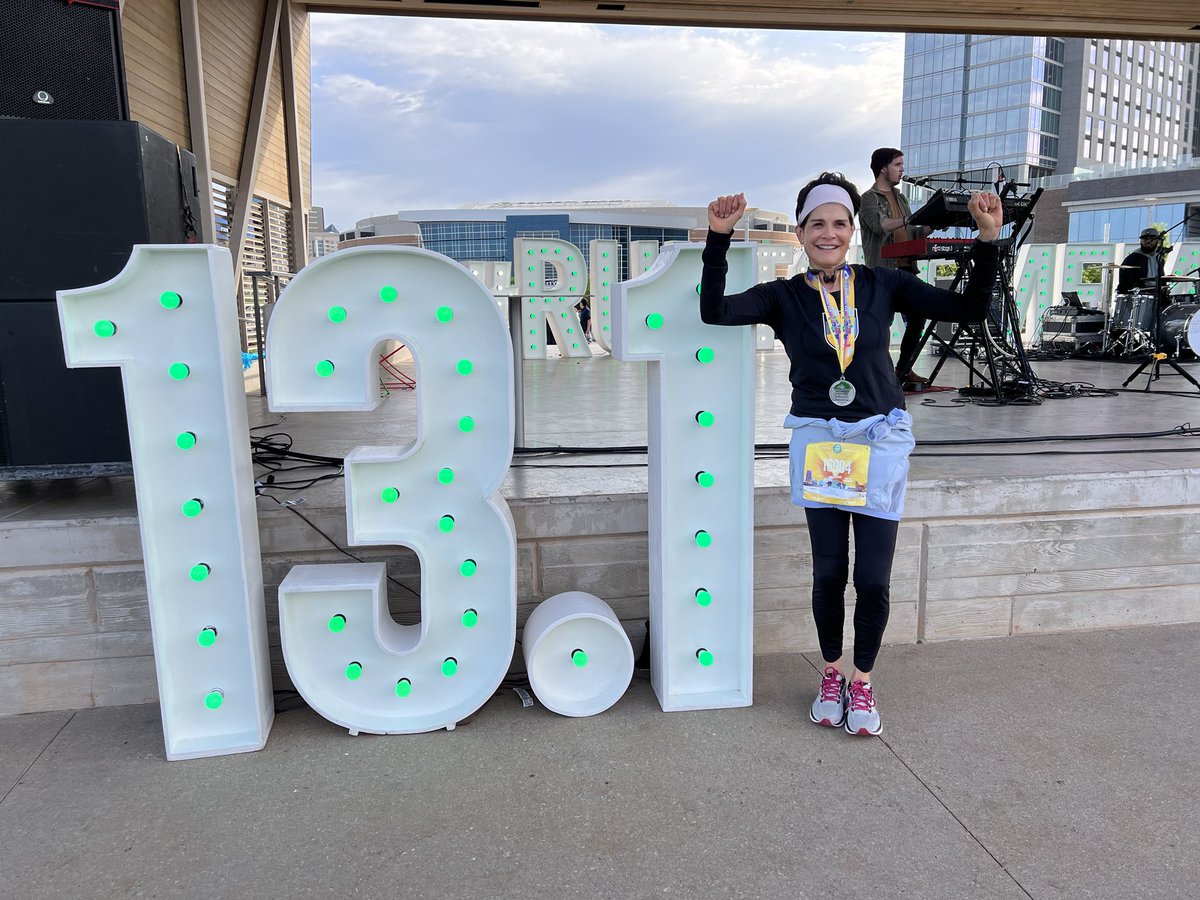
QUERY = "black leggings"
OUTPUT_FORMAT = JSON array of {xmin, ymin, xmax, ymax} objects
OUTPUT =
[{"xmin": 804, "ymin": 506, "xmax": 900, "ymax": 673}]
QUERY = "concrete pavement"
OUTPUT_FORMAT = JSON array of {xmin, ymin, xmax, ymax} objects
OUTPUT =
[{"xmin": 2, "ymin": 623, "xmax": 1197, "ymax": 899}]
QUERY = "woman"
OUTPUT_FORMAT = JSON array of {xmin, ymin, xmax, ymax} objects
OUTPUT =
[{"xmin": 700, "ymin": 173, "xmax": 1001, "ymax": 735}]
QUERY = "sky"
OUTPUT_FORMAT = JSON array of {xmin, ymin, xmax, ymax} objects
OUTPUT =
[{"xmin": 310, "ymin": 15, "xmax": 906, "ymax": 230}]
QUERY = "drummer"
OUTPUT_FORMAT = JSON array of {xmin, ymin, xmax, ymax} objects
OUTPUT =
[{"xmin": 1117, "ymin": 227, "xmax": 1167, "ymax": 298}]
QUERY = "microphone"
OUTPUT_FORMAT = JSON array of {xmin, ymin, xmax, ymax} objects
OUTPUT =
[
  {"xmin": 902, "ymin": 175, "xmax": 932, "ymax": 187},
  {"xmin": 993, "ymin": 165, "xmax": 1005, "ymax": 195}
]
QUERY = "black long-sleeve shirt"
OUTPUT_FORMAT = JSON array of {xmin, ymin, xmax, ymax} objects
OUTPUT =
[
  {"xmin": 700, "ymin": 230, "xmax": 999, "ymax": 421},
  {"xmin": 1116, "ymin": 249, "xmax": 1163, "ymax": 294}
]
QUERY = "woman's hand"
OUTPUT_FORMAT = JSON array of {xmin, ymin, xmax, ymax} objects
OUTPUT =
[
  {"xmin": 708, "ymin": 193, "xmax": 748, "ymax": 234},
  {"xmin": 968, "ymin": 191, "xmax": 1003, "ymax": 242}
]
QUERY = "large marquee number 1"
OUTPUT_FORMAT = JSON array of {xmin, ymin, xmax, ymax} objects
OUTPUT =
[{"xmin": 612, "ymin": 244, "xmax": 756, "ymax": 711}]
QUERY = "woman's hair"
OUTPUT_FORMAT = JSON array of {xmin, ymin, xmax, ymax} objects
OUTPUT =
[{"xmin": 794, "ymin": 172, "xmax": 861, "ymax": 226}]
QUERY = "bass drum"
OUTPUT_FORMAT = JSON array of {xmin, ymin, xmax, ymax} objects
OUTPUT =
[{"xmin": 1157, "ymin": 302, "xmax": 1200, "ymax": 358}]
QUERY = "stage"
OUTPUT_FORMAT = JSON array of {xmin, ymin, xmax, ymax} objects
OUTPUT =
[{"xmin": 2, "ymin": 349, "xmax": 1199, "ymax": 716}]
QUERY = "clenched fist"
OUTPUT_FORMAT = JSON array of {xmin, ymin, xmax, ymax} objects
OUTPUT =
[{"xmin": 708, "ymin": 193, "xmax": 748, "ymax": 234}]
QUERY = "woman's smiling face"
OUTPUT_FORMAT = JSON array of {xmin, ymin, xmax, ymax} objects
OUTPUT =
[{"xmin": 797, "ymin": 202, "xmax": 854, "ymax": 272}]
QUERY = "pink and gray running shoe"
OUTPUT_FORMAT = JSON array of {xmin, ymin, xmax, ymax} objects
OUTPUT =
[
  {"xmin": 809, "ymin": 667, "xmax": 847, "ymax": 727},
  {"xmin": 845, "ymin": 680, "xmax": 882, "ymax": 736}
]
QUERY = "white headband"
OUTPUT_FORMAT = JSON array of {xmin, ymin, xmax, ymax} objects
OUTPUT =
[{"xmin": 798, "ymin": 184, "xmax": 855, "ymax": 226}]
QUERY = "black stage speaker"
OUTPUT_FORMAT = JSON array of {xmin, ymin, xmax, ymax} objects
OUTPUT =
[
  {"xmin": 0, "ymin": 303, "xmax": 130, "ymax": 472},
  {"xmin": 0, "ymin": 120, "xmax": 201, "ymax": 477},
  {"xmin": 0, "ymin": 0, "xmax": 127, "ymax": 121}
]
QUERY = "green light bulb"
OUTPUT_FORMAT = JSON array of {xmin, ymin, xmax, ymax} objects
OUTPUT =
[
  {"xmin": 441, "ymin": 657, "xmax": 458, "ymax": 677},
  {"xmin": 315, "ymin": 360, "xmax": 335, "ymax": 377},
  {"xmin": 458, "ymin": 416, "xmax": 475, "ymax": 433},
  {"xmin": 696, "ymin": 648, "xmax": 714, "ymax": 667},
  {"xmin": 695, "ymin": 588, "xmax": 713, "ymax": 607},
  {"xmin": 644, "ymin": 251, "xmax": 652, "ymax": 258},
  {"xmin": 695, "ymin": 283, "xmax": 702, "ymax": 295},
  {"xmin": 328, "ymin": 614, "xmax": 347, "ymax": 633},
  {"xmin": 462, "ymin": 609, "xmax": 478, "ymax": 628},
  {"xmin": 602, "ymin": 266, "xmax": 609, "ymax": 272},
  {"xmin": 695, "ymin": 530, "xmax": 712, "ymax": 548},
  {"xmin": 460, "ymin": 559, "xmax": 477, "ymax": 577},
  {"xmin": 572, "ymin": 649, "xmax": 588, "ymax": 668},
  {"xmin": 176, "ymin": 431, "xmax": 197, "ymax": 450},
  {"xmin": 456, "ymin": 359, "xmax": 473, "ymax": 376},
  {"xmin": 204, "ymin": 690, "xmax": 224, "ymax": 710},
  {"xmin": 395, "ymin": 678, "xmax": 412, "ymax": 697},
  {"xmin": 602, "ymin": 251, "xmax": 609, "ymax": 257},
  {"xmin": 181, "ymin": 498, "xmax": 204, "ymax": 517},
  {"xmin": 696, "ymin": 471, "xmax": 714, "ymax": 488},
  {"xmin": 435, "ymin": 306, "xmax": 454, "ymax": 323},
  {"xmin": 379, "ymin": 285, "xmax": 398, "ymax": 303},
  {"xmin": 189, "ymin": 563, "xmax": 211, "ymax": 582},
  {"xmin": 197, "ymin": 627, "xmax": 217, "ymax": 648},
  {"xmin": 93, "ymin": 320, "xmax": 116, "ymax": 338},
  {"xmin": 381, "ymin": 487, "xmax": 399, "ymax": 503},
  {"xmin": 645, "ymin": 313, "xmax": 664, "ymax": 330},
  {"xmin": 696, "ymin": 347, "xmax": 714, "ymax": 364},
  {"xmin": 554, "ymin": 248, "xmax": 561, "ymax": 254},
  {"xmin": 438, "ymin": 515, "xmax": 455, "ymax": 533},
  {"xmin": 168, "ymin": 362, "xmax": 190, "ymax": 381},
  {"xmin": 159, "ymin": 291, "xmax": 183, "ymax": 309},
  {"xmin": 345, "ymin": 661, "xmax": 363, "ymax": 680},
  {"xmin": 328, "ymin": 305, "xmax": 347, "ymax": 323},
  {"xmin": 696, "ymin": 411, "xmax": 715, "ymax": 427},
  {"xmin": 437, "ymin": 467, "xmax": 455, "ymax": 485}
]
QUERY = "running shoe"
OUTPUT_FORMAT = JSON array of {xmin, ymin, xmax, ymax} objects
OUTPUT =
[
  {"xmin": 809, "ymin": 667, "xmax": 847, "ymax": 727},
  {"xmin": 844, "ymin": 680, "xmax": 882, "ymax": 736}
]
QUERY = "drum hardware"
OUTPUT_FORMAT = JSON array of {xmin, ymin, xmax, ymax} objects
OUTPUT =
[{"xmin": 1121, "ymin": 300, "xmax": 1200, "ymax": 393}]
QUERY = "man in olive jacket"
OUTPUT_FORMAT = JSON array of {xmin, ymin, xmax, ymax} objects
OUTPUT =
[{"xmin": 861, "ymin": 147, "xmax": 931, "ymax": 387}]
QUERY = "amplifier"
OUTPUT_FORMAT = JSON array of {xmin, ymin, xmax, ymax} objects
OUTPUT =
[{"xmin": 1043, "ymin": 310, "xmax": 1106, "ymax": 335}]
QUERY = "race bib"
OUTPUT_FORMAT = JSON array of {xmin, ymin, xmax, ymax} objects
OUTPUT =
[{"xmin": 801, "ymin": 441, "xmax": 870, "ymax": 506}]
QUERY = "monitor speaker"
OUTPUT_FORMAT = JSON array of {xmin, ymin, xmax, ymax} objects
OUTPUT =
[
  {"xmin": 0, "ymin": 0, "xmax": 127, "ymax": 121},
  {"xmin": 0, "ymin": 120, "xmax": 200, "ymax": 478}
]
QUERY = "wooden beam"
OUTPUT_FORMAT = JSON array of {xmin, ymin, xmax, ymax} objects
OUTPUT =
[
  {"xmin": 179, "ymin": 0, "xmax": 215, "ymax": 243},
  {"xmin": 279, "ymin": 2, "xmax": 309, "ymax": 273},
  {"xmin": 303, "ymin": 0, "xmax": 1200, "ymax": 40},
  {"xmin": 228, "ymin": 0, "xmax": 284, "ymax": 283}
]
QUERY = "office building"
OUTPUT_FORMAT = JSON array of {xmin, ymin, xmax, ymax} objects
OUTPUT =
[
  {"xmin": 350, "ymin": 201, "xmax": 796, "ymax": 280},
  {"xmin": 901, "ymin": 36, "xmax": 1199, "ymax": 185}
]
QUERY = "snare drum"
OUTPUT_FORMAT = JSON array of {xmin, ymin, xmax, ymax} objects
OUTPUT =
[
  {"xmin": 1112, "ymin": 290, "xmax": 1157, "ymax": 334},
  {"xmin": 1157, "ymin": 302, "xmax": 1200, "ymax": 358}
]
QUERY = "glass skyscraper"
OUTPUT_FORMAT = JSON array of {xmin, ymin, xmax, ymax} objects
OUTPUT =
[{"xmin": 901, "ymin": 36, "xmax": 1199, "ymax": 184}]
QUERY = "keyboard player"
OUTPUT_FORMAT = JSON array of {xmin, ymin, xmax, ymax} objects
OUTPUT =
[{"xmin": 861, "ymin": 148, "xmax": 931, "ymax": 388}]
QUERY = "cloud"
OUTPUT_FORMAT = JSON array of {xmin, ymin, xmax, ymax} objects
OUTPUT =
[
  {"xmin": 314, "ymin": 74, "xmax": 424, "ymax": 118},
  {"xmin": 309, "ymin": 15, "xmax": 906, "ymax": 227}
]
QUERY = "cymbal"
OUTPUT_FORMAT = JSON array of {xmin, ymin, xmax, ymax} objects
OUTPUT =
[{"xmin": 1098, "ymin": 263, "xmax": 1137, "ymax": 269}]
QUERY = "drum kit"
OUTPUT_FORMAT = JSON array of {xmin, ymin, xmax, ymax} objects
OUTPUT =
[
  {"xmin": 1100, "ymin": 266, "xmax": 1200, "ymax": 360},
  {"xmin": 1096, "ymin": 264, "xmax": 1200, "ymax": 391}
]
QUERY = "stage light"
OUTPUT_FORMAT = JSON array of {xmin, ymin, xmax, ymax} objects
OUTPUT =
[
  {"xmin": 611, "ymin": 242, "xmax": 755, "ymax": 713},
  {"xmin": 56, "ymin": 245, "xmax": 274, "ymax": 760}
]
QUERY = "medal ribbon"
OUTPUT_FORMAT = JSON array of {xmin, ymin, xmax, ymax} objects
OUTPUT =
[{"xmin": 806, "ymin": 265, "xmax": 858, "ymax": 376}]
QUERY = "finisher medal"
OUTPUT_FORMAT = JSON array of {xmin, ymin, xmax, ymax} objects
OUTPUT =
[
  {"xmin": 829, "ymin": 378, "xmax": 856, "ymax": 407},
  {"xmin": 807, "ymin": 265, "xmax": 860, "ymax": 410}
]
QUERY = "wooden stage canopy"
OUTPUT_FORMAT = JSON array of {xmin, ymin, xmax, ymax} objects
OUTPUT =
[{"xmin": 306, "ymin": 0, "xmax": 1200, "ymax": 41}]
